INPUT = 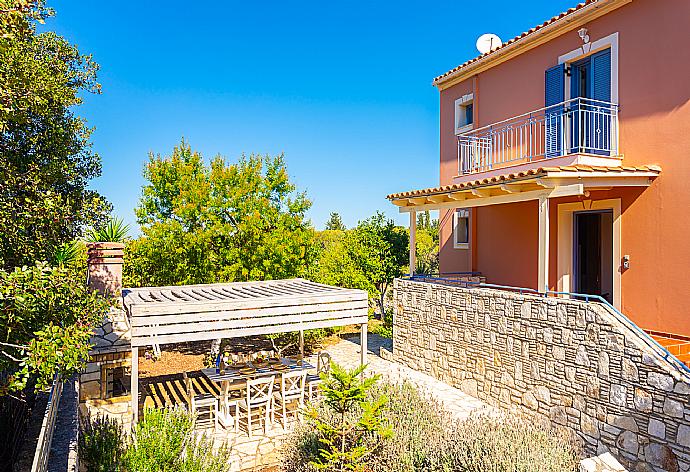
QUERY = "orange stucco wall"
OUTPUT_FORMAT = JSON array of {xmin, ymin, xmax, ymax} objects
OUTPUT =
[{"xmin": 438, "ymin": 0, "xmax": 690, "ymax": 335}]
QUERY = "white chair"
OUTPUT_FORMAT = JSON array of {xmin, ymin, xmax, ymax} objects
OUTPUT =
[
  {"xmin": 272, "ymin": 371, "xmax": 307, "ymax": 428},
  {"xmin": 216, "ymin": 380, "xmax": 241, "ymax": 432},
  {"xmin": 306, "ymin": 351, "xmax": 331, "ymax": 400},
  {"xmin": 238, "ymin": 376, "xmax": 275, "ymax": 437},
  {"xmin": 183, "ymin": 372, "xmax": 218, "ymax": 429}
]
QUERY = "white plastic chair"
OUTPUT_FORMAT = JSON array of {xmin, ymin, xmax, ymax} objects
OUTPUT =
[
  {"xmin": 183, "ymin": 372, "xmax": 218, "ymax": 429},
  {"xmin": 238, "ymin": 375, "xmax": 275, "ymax": 437},
  {"xmin": 272, "ymin": 371, "xmax": 307, "ymax": 428},
  {"xmin": 306, "ymin": 351, "xmax": 331, "ymax": 400}
]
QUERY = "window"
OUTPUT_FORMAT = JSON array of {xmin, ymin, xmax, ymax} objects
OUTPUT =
[
  {"xmin": 102, "ymin": 364, "xmax": 131, "ymax": 399},
  {"xmin": 454, "ymin": 209, "xmax": 470, "ymax": 249},
  {"xmin": 454, "ymin": 94, "xmax": 474, "ymax": 134}
]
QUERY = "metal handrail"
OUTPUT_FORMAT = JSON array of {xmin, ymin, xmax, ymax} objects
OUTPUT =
[
  {"xmin": 457, "ymin": 97, "xmax": 619, "ymax": 175},
  {"xmin": 402, "ymin": 275, "xmax": 690, "ymax": 377},
  {"xmin": 31, "ymin": 374, "xmax": 63, "ymax": 472},
  {"xmin": 459, "ymin": 97, "xmax": 617, "ymax": 137}
]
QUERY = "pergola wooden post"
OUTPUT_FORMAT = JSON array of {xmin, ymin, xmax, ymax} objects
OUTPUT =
[{"xmin": 123, "ymin": 279, "xmax": 369, "ymax": 424}]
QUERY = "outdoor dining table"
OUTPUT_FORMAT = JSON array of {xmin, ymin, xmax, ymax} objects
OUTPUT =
[{"xmin": 200, "ymin": 358, "xmax": 315, "ymax": 385}]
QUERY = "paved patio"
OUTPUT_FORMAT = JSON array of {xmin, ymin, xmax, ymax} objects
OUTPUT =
[
  {"xmin": 214, "ymin": 332, "xmax": 492, "ymax": 471},
  {"xmin": 324, "ymin": 333, "xmax": 492, "ymax": 420}
]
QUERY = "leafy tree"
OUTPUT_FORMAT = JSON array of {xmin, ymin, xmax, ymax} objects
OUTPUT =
[
  {"xmin": 347, "ymin": 213, "xmax": 407, "ymax": 318},
  {"xmin": 0, "ymin": 263, "xmax": 111, "ymax": 392},
  {"xmin": 307, "ymin": 363, "xmax": 391, "ymax": 472},
  {"xmin": 415, "ymin": 211, "xmax": 439, "ymax": 275},
  {"xmin": 125, "ymin": 140, "xmax": 316, "ymax": 287},
  {"xmin": 0, "ymin": 0, "xmax": 111, "ymax": 270},
  {"xmin": 325, "ymin": 212, "xmax": 346, "ymax": 231},
  {"xmin": 308, "ymin": 230, "xmax": 374, "ymax": 295}
]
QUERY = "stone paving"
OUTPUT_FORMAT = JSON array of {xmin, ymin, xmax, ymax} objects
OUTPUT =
[
  {"xmin": 324, "ymin": 333, "xmax": 493, "ymax": 421},
  {"xmin": 209, "ymin": 333, "xmax": 493, "ymax": 471}
]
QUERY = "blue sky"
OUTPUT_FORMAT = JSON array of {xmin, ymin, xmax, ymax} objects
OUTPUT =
[{"xmin": 44, "ymin": 0, "xmax": 575, "ymax": 232}]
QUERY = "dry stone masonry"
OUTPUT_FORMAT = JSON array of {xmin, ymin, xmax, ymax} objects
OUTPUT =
[{"xmin": 392, "ymin": 279, "xmax": 690, "ymax": 471}]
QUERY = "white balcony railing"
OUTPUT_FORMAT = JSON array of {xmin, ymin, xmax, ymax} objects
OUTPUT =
[{"xmin": 458, "ymin": 97, "xmax": 619, "ymax": 175}]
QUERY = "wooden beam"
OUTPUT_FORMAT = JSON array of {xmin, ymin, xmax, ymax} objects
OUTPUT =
[
  {"xmin": 471, "ymin": 188, "xmax": 493, "ymax": 198},
  {"xmin": 409, "ymin": 197, "xmax": 429, "ymax": 206},
  {"xmin": 428, "ymin": 194, "xmax": 449, "ymax": 204},
  {"xmin": 447, "ymin": 191, "xmax": 467, "ymax": 201},
  {"xmin": 500, "ymin": 183, "xmax": 522, "ymax": 193},
  {"xmin": 391, "ymin": 199, "xmax": 410, "ymax": 207},
  {"xmin": 398, "ymin": 184, "xmax": 584, "ymax": 213}
]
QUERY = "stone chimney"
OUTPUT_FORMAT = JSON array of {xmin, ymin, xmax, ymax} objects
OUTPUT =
[{"xmin": 87, "ymin": 242, "xmax": 125, "ymax": 296}]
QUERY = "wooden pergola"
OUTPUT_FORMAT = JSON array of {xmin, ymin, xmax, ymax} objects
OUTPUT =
[{"xmin": 122, "ymin": 278, "xmax": 369, "ymax": 422}]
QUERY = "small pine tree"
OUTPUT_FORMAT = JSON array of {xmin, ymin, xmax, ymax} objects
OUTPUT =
[
  {"xmin": 325, "ymin": 212, "xmax": 346, "ymax": 231},
  {"xmin": 307, "ymin": 362, "xmax": 392, "ymax": 472}
]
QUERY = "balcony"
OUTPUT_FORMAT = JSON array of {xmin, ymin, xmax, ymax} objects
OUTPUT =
[{"xmin": 457, "ymin": 98, "xmax": 619, "ymax": 177}]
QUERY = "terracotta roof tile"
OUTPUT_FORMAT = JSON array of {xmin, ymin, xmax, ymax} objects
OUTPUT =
[
  {"xmin": 433, "ymin": 1, "xmax": 597, "ymax": 86},
  {"xmin": 386, "ymin": 164, "xmax": 661, "ymax": 200}
]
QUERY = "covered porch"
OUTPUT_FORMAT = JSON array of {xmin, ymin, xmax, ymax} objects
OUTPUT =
[{"xmin": 389, "ymin": 164, "xmax": 661, "ymax": 309}]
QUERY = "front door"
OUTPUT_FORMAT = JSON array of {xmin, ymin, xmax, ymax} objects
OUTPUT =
[{"xmin": 574, "ymin": 210, "xmax": 613, "ymax": 303}]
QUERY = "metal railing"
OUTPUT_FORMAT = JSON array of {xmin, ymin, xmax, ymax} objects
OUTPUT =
[
  {"xmin": 401, "ymin": 274, "xmax": 690, "ymax": 377},
  {"xmin": 458, "ymin": 97, "xmax": 619, "ymax": 174},
  {"xmin": 30, "ymin": 374, "xmax": 63, "ymax": 472}
]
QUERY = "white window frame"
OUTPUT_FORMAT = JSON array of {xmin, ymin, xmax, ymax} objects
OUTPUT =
[
  {"xmin": 558, "ymin": 32, "xmax": 619, "ymax": 104},
  {"xmin": 453, "ymin": 208, "xmax": 470, "ymax": 249},
  {"xmin": 454, "ymin": 93, "xmax": 474, "ymax": 135}
]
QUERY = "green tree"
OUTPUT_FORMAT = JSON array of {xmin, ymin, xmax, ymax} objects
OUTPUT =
[
  {"xmin": 308, "ymin": 230, "xmax": 374, "ymax": 294},
  {"xmin": 125, "ymin": 140, "xmax": 316, "ymax": 286},
  {"xmin": 307, "ymin": 363, "xmax": 391, "ymax": 472},
  {"xmin": 347, "ymin": 213, "xmax": 407, "ymax": 318},
  {"xmin": 0, "ymin": 0, "xmax": 111, "ymax": 269},
  {"xmin": 325, "ymin": 212, "xmax": 346, "ymax": 231},
  {"xmin": 415, "ymin": 211, "xmax": 439, "ymax": 275},
  {"xmin": 0, "ymin": 263, "xmax": 111, "ymax": 392}
]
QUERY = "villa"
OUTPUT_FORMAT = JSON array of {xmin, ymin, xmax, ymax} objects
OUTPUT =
[
  {"xmin": 387, "ymin": 0, "xmax": 690, "ymax": 469},
  {"xmin": 389, "ymin": 0, "xmax": 689, "ymax": 342}
]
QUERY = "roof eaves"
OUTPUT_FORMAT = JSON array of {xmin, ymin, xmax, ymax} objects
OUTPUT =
[{"xmin": 432, "ymin": 0, "xmax": 628, "ymax": 89}]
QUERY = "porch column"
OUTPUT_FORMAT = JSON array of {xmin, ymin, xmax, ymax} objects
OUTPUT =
[
  {"xmin": 537, "ymin": 195, "xmax": 550, "ymax": 293},
  {"xmin": 360, "ymin": 322, "xmax": 367, "ymax": 366},
  {"xmin": 409, "ymin": 211, "xmax": 417, "ymax": 275},
  {"xmin": 131, "ymin": 346, "xmax": 138, "ymax": 424}
]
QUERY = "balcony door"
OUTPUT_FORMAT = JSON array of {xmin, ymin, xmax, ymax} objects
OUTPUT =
[
  {"xmin": 569, "ymin": 48, "xmax": 612, "ymax": 155},
  {"xmin": 573, "ymin": 210, "xmax": 613, "ymax": 304}
]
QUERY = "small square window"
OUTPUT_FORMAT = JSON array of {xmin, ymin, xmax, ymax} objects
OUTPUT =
[
  {"xmin": 454, "ymin": 209, "xmax": 470, "ymax": 249},
  {"xmin": 455, "ymin": 94, "xmax": 474, "ymax": 135},
  {"xmin": 102, "ymin": 364, "xmax": 131, "ymax": 399}
]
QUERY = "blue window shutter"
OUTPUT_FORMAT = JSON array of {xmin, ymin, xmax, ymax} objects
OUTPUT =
[
  {"xmin": 545, "ymin": 63, "xmax": 565, "ymax": 106},
  {"xmin": 591, "ymin": 49, "xmax": 611, "ymax": 102},
  {"xmin": 545, "ymin": 64, "xmax": 565, "ymax": 157}
]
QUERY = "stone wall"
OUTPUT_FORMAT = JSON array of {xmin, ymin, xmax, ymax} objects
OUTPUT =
[
  {"xmin": 392, "ymin": 279, "xmax": 690, "ymax": 471},
  {"xmin": 79, "ymin": 308, "xmax": 132, "ymax": 425}
]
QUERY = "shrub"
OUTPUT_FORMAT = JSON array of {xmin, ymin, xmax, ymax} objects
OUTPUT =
[
  {"xmin": 122, "ymin": 408, "xmax": 232, "ymax": 472},
  {"xmin": 432, "ymin": 413, "xmax": 580, "ymax": 472},
  {"xmin": 79, "ymin": 414, "xmax": 126, "ymax": 472},
  {"xmin": 282, "ymin": 380, "xmax": 579, "ymax": 472}
]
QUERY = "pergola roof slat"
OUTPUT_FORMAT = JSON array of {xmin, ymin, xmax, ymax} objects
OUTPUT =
[
  {"xmin": 130, "ymin": 299, "xmax": 368, "ymax": 328},
  {"xmin": 132, "ymin": 314, "xmax": 368, "ymax": 347},
  {"xmin": 124, "ymin": 278, "xmax": 369, "ymax": 424},
  {"xmin": 132, "ymin": 307, "xmax": 367, "ymax": 338}
]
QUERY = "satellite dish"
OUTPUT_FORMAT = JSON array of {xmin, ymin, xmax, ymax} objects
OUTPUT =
[{"xmin": 476, "ymin": 33, "xmax": 503, "ymax": 54}]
